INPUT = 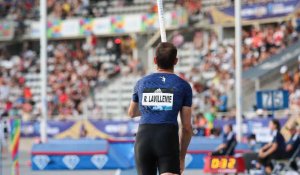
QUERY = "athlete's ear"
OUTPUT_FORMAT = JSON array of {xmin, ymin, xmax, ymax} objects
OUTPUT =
[
  {"xmin": 174, "ymin": 58, "xmax": 178, "ymax": 65},
  {"xmin": 154, "ymin": 57, "xmax": 158, "ymax": 65}
]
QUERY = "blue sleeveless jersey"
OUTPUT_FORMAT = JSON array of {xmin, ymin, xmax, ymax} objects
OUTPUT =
[{"xmin": 132, "ymin": 73, "xmax": 192, "ymax": 125}]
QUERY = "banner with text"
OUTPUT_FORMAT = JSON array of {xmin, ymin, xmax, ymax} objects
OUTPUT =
[
  {"xmin": 20, "ymin": 120, "xmax": 139, "ymax": 138},
  {"xmin": 213, "ymin": 118, "xmax": 288, "ymax": 142},
  {"xmin": 27, "ymin": 8, "xmax": 188, "ymax": 39},
  {"xmin": 210, "ymin": 0, "xmax": 300, "ymax": 24},
  {"xmin": 0, "ymin": 21, "xmax": 14, "ymax": 41}
]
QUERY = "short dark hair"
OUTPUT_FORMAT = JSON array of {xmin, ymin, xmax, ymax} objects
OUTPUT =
[
  {"xmin": 271, "ymin": 119, "xmax": 281, "ymax": 130},
  {"xmin": 155, "ymin": 42, "xmax": 177, "ymax": 69}
]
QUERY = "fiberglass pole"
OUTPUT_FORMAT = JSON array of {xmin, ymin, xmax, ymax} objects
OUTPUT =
[{"xmin": 235, "ymin": 0, "xmax": 243, "ymax": 142}]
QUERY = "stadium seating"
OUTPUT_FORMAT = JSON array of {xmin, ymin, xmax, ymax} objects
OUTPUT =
[
  {"xmin": 94, "ymin": 75, "xmax": 140, "ymax": 118},
  {"xmin": 174, "ymin": 42, "xmax": 202, "ymax": 73},
  {"xmin": 25, "ymin": 73, "xmax": 42, "ymax": 103}
]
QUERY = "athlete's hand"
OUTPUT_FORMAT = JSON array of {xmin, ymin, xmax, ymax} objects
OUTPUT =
[{"xmin": 180, "ymin": 159, "xmax": 185, "ymax": 174}]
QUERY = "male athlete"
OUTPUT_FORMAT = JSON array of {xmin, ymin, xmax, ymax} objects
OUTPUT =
[{"xmin": 128, "ymin": 42, "xmax": 193, "ymax": 175}]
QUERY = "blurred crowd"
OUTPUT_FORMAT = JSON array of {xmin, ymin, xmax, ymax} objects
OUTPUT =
[
  {"xmin": 242, "ymin": 22, "xmax": 299, "ymax": 70},
  {"xmin": 281, "ymin": 58, "xmax": 300, "ymax": 111},
  {"xmin": 1, "ymin": 0, "xmax": 289, "ymax": 21},
  {"xmin": 0, "ymin": 0, "xmax": 39, "ymax": 20},
  {"xmin": 172, "ymin": 21, "xmax": 300, "ymax": 136},
  {"xmin": 0, "ymin": 36, "xmax": 141, "ymax": 121},
  {"xmin": 0, "ymin": 0, "xmax": 200, "ymax": 20}
]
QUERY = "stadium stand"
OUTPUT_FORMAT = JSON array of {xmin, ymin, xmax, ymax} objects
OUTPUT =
[
  {"xmin": 282, "ymin": 62, "xmax": 300, "ymax": 112},
  {"xmin": 0, "ymin": 36, "xmax": 139, "ymax": 120},
  {"xmin": 1, "ymin": 21, "xmax": 300, "ymax": 122},
  {"xmin": 0, "ymin": 1, "xmax": 300, "ymax": 174}
]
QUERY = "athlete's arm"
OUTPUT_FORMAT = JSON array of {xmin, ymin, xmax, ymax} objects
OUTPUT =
[
  {"xmin": 128, "ymin": 101, "xmax": 141, "ymax": 118},
  {"xmin": 179, "ymin": 106, "xmax": 193, "ymax": 171},
  {"xmin": 128, "ymin": 81, "xmax": 140, "ymax": 118}
]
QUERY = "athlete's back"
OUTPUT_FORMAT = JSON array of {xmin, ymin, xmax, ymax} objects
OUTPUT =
[
  {"xmin": 128, "ymin": 42, "xmax": 193, "ymax": 175},
  {"xmin": 133, "ymin": 73, "xmax": 192, "ymax": 125}
]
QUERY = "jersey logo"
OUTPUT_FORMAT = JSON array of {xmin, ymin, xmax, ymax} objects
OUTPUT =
[
  {"xmin": 154, "ymin": 88, "xmax": 163, "ymax": 93},
  {"xmin": 142, "ymin": 88, "xmax": 173, "ymax": 111},
  {"xmin": 160, "ymin": 76, "xmax": 166, "ymax": 83}
]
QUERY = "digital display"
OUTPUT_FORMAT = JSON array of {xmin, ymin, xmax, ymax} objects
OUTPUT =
[
  {"xmin": 210, "ymin": 157, "xmax": 236, "ymax": 169},
  {"xmin": 204, "ymin": 156, "xmax": 246, "ymax": 173}
]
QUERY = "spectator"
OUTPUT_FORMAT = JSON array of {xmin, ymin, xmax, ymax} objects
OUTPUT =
[
  {"xmin": 281, "ymin": 60, "xmax": 300, "ymax": 110},
  {"xmin": 296, "ymin": 12, "xmax": 300, "ymax": 33},
  {"xmin": 0, "ymin": 36, "xmax": 141, "ymax": 120},
  {"xmin": 192, "ymin": 113, "xmax": 207, "ymax": 136},
  {"xmin": 284, "ymin": 124, "xmax": 300, "ymax": 170},
  {"xmin": 218, "ymin": 91, "xmax": 228, "ymax": 112},
  {"xmin": 209, "ymin": 128, "xmax": 221, "ymax": 139},
  {"xmin": 172, "ymin": 31, "xmax": 184, "ymax": 48},
  {"xmin": 257, "ymin": 119, "xmax": 286, "ymax": 174},
  {"xmin": 211, "ymin": 124, "xmax": 236, "ymax": 156}
]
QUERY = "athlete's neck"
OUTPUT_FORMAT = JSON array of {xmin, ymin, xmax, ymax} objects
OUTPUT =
[{"xmin": 157, "ymin": 68, "xmax": 174, "ymax": 74}]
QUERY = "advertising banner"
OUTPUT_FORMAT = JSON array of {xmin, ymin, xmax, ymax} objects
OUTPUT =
[
  {"xmin": 80, "ymin": 17, "xmax": 112, "ymax": 36},
  {"xmin": 21, "ymin": 120, "xmax": 75, "ymax": 137},
  {"xmin": 26, "ymin": 8, "xmax": 188, "ymax": 39},
  {"xmin": 210, "ymin": 0, "xmax": 300, "ymax": 24},
  {"xmin": 141, "ymin": 13, "xmax": 158, "ymax": 32},
  {"xmin": 93, "ymin": 17, "xmax": 111, "ymax": 35},
  {"xmin": 21, "ymin": 120, "xmax": 139, "ymax": 138},
  {"xmin": 89, "ymin": 120, "xmax": 139, "ymax": 138},
  {"xmin": 213, "ymin": 118, "xmax": 288, "ymax": 142},
  {"xmin": 22, "ymin": 117, "xmax": 288, "ymax": 142},
  {"xmin": 123, "ymin": 14, "xmax": 142, "ymax": 33},
  {"xmin": 28, "ymin": 21, "xmax": 40, "ymax": 39},
  {"xmin": 47, "ymin": 20, "xmax": 62, "ymax": 38},
  {"xmin": 0, "ymin": 21, "xmax": 14, "ymax": 41},
  {"xmin": 47, "ymin": 19, "xmax": 80, "ymax": 38},
  {"xmin": 60, "ymin": 19, "xmax": 80, "ymax": 37},
  {"xmin": 111, "ymin": 15, "xmax": 126, "ymax": 33}
]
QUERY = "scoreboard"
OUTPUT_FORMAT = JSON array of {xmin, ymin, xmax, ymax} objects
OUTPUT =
[{"xmin": 203, "ymin": 156, "xmax": 246, "ymax": 173}]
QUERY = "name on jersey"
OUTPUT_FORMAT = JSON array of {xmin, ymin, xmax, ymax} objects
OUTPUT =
[
  {"xmin": 142, "ymin": 94, "xmax": 173, "ymax": 106},
  {"xmin": 142, "ymin": 88, "xmax": 173, "ymax": 109}
]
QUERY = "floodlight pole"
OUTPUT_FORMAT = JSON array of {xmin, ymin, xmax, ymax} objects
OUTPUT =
[
  {"xmin": 40, "ymin": 0, "xmax": 48, "ymax": 143},
  {"xmin": 235, "ymin": 0, "xmax": 243, "ymax": 142}
]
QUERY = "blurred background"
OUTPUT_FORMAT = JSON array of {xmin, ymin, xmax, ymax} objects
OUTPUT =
[{"xmin": 0, "ymin": 0, "xmax": 300, "ymax": 174}]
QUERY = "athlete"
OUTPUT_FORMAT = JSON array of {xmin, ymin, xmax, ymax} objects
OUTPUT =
[{"xmin": 128, "ymin": 42, "xmax": 193, "ymax": 175}]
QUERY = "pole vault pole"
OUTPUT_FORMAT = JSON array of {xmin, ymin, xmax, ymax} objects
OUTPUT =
[{"xmin": 157, "ymin": 0, "xmax": 167, "ymax": 42}]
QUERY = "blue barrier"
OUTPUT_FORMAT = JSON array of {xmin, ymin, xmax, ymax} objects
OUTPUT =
[{"xmin": 31, "ymin": 137, "xmax": 250, "ymax": 170}]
